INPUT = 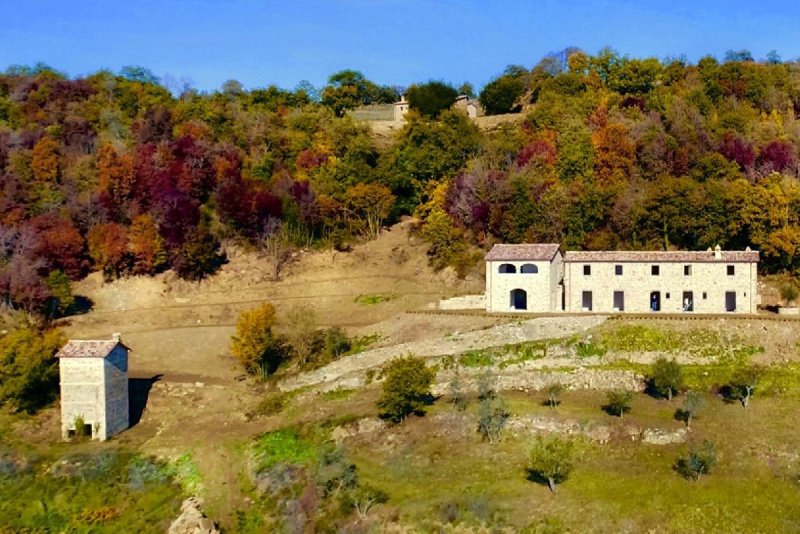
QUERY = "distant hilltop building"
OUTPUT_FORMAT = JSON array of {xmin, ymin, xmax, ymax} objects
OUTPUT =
[
  {"xmin": 57, "ymin": 334, "xmax": 130, "ymax": 440},
  {"xmin": 393, "ymin": 95, "xmax": 409, "ymax": 123},
  {"xmin": 485, "ymin": 244, "xmax": 759, "ymax": 314},
  {"xmin": 453, "ymin": 95, "xmax": 483, "ymax": 119}
]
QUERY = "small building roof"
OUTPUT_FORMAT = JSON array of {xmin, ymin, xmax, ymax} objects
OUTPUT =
[
  {"xmin": 56, "ymin": 338, "xmax": 129, "ymax": 359},
  {"xmin": 563, "ymin": 249, "xmax": 760, "ymax": 263},
  {"xmin": 485, "ymin": 243, "xmax": 561, "ymax": 262}
]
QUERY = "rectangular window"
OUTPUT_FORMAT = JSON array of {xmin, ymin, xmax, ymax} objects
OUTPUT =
[
  {"xmin": 727, "ymin": 265, "xmax": 735, "ymax": 276},
  {"xmin": 666, "ymin": 292, "xmax": 670, "ymax": 299},
  {"xmin": 702, "ymin": 292, "xmax": 707, "ymax": 300},
  {"xmin": 582, "ymin": 291, "xmax": 593, "ymax": 311},
  {"xmin": 583, "ymin": 265, "xmax": 591, "ymax": 276},
  {"xmin": 684, "ymin": 265, "xmax": 691, "ymax": 276},
  {"xmin": 651, "ymin": 265, "xmax": 660, "ymax": 276},
  {"xmin": 615, "ymin": 265, "xmax": 623, "ymax": 275},
  {"xmin": 613, "ymin": 291, "xmax": 624, "ymax": 311}
]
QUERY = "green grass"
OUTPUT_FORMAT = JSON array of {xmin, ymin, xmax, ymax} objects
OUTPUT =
[
  {"xmin": 338, "ymin": 382, "xmax": 800, "ymax": 531},
  {"xmin": 168, "ymin": 451, "xmax": 203, "ymax": 495},
  {"xmin": 456, "ymin": 341, "xmax": 550, "ymax": 370},
  {"xmin": 354, "ymin": 294, "xmax": 397, "ymax": 305},
  {"xmin": 251, "ymin": 429, "xmax": 317, "ymax": 472},
  {"xmin": 0, "ymin": 447, "xmax": 182, "ymax": 532}
]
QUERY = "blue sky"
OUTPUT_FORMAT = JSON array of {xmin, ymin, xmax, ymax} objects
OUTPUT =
[{"xmin": 1, "ymin": 0, "xmax": 799, "ymax": 92}]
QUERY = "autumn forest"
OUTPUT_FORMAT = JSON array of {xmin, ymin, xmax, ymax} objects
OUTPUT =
[{"xmin": 3, "ymin": 49, "xmax": 800, "ymax": 317}]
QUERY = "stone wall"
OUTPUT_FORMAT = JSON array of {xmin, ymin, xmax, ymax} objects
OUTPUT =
[
  {"xmin": 103, "ymin": 347, "xmax": 129, "ymax": 440},
  {"xmin": 60, "ymin": 358, "xmax": 105, "ymax": 439},
  {"xmin": 564, "ymin": 260, "xmax": 758, "ymax": 314},
  {"xmin": 438, "ymin": 294, "xmax": 486, "ymax": 310}
]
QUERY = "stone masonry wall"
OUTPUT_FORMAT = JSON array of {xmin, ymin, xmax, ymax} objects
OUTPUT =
[
  {"xmin": 60, "ymin": 358, "xmax": 105, "ymax": 439},
  {"xmin": 564, "ymin": 260, "xmax": 758, "ymax": 314}
]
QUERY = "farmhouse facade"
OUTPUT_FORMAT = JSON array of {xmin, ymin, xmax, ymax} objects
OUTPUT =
[
  {"xmin": 56, "ymin": 334, "xmax": 130, "ymax": 440},
  {"xmin": 486, "ymin": 244, "xmax": 759, "ymax": 314}
]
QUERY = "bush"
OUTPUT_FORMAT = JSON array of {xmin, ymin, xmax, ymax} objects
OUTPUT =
[
  {"xmin": 254, "ymin": 392, "xmax": 287, "ymax": 417},
  {"xmin": 407, "ymin": 81, "xmax": 458, "ymax": 118},
  {"xmin": 650, "ymin": 357, "xmax": 684, "ymax": 401},
  {"xmin": 779, "ymin": 280, "xmax": 799, "ymax": 306},
  {"xmin": 476, "ymin": 395, "xmax": 509, "ymax": 443},
  {"xmin": 323, "ymin": 327, "xmax": 351, "ymax": 359},
  {"xmin": 675, "ymin": 440, "xmax": 717, "ymax": 480},
  {"xmin": 528, "ymin": 435, "xmax": 576, "ymax": 493},
  {"xmin": 377, "ymin": 356, "xmax": 435, "ymax": 423},
  {"xmin": 230, "ymin": 303, "xmax": 286, "ymax": 378},
  {"xmin": 604, "ymin": 389, "xmax": 634, "ymax": 418}
]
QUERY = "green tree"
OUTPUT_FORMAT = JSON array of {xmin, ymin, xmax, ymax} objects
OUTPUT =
[
  {"xmin": 0, "ymin": 328, "xmax": 66, "ymax": 413},
  {"xmin": 406, "ymin": 81, "xmax": 458, "ymax": 118},
  {"xmin": 675, "ymin": 440, "xmax": 717, "ymax": 480},
  {"xmin": 45, "ymin": 270, "xmax": 74, "ymax": 319},
  {"xmin": 420, "ymin": 207, "xmax": 465, "ymax": 271},
  {"xmin": 650, "ymin": 358, "xmax": 684, "ymax": 401},
  {"xmin": 231, "ymin": 303, "xmax": 285, "ymax": 378},
  {"xmin": 479, "ymin": 73, "xmax": 526, "ymax": 115},
  {"xmin": 604, "ymin": 389, "xmax": 634, "ymax": 418},
  {"xmin": 677, "ymin": 390, "xmax": 705, "ymax": 429},
  {"xmin": 728, "ymin": 365, "xmax": 764, "ymax": 408},
  {"xmin": 377, "ymin": 356, "xmax": 435, "ymax": 423},
  {"xmin": 528, "ymin": 435, "xmax": 576, "ymax": 493}
]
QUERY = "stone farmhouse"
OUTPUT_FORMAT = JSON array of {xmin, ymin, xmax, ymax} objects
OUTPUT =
[
  {"xmin": 485, "ymin": 244, "xmax": 759, "ymax": 314},
  {"xmin": 56, "ymin": 334, "xmax": 130, "ymax": 440}
]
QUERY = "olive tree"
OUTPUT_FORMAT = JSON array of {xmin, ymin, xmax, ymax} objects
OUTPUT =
[
  {"xmin": 377, "ymin": 356, "xmax": 435, "ymax": 423},
  {"xmin": 677, "ymin": 390, "xmax": 705, "ymax": 429},
  {"xmin": 650, "ymin": 357, "xmax": 684, "ymax": 401},
  {"xmin": 728, "ymin": 365, "xmax": 764, "ymax": 408},
  {"xmin": 604, "ymin": 389, "xmax": 634, "ymax": 418},
  {"xmin": 675, "ymin": 440, "xmax": 717, "ymax": 481},
  {"xmin": 528, "ymin": 435, "xmax": 576, "ymax": 493}
]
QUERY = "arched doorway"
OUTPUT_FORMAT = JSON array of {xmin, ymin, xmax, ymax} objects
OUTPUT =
[{"xmin": 510, "ymin": 289, "xmax": 527, "ymax": 310}]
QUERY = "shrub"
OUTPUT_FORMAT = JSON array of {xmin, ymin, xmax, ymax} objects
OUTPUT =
[
  {"xmin": 528, "ymin": 435, "xmax": 576, "ymax": 493},
  {"xmin": 779, "ymin": 281, "xmax": 799, "ymax": 307},
  {"xmin": 545, "ymin": 383, "xmax": 564, "ymax": 409},
  {"xmin": 650, "ymin": 357, "xmax": 684, "ymax": 401},
  {"xmin": 477, "ymin": 395, "xmax": 509, "ymax": 443},
  {"xmin": 254, "ymin": 392, "xmax": 287, "ymax": 417},
  {"xmin": 323, "ymin": 327, "xmax": 351, "ymax": 359},
  {"xmin": 377, "ymin": 356, "xmax": 435, "ymax": 423},
  {"xmin": 604, "ymin": 389, "xmax": 634, "ymax": 418},
  {"xmin": 675, "ymin": 440, "xmax": 717, "ymax": 480},
  {"xmin": 230, "ymin": 303, "xmax": 286, "ymax": 378}
]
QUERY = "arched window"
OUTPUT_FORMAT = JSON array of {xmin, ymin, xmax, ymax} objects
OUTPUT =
[
  {"xmin": 520, "ymin": 264, "xmax": 538, "ymax": 274},
  {"xmin": 498, "ymin": 263, "xmax": 516, "ymax": 274},
  {"xmin": 510, "ymin": 289, "xmax": 527, "ymax": 310}
]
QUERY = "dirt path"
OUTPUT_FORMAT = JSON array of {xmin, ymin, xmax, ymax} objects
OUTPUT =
[{"xmin": 279, "ymin": 315, "xmax": 607, "ymax": 391}]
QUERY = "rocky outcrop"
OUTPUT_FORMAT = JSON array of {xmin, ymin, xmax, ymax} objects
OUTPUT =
[{"xmin": 168, "ymin": 497, "xmax": 218, "ymax": 534}]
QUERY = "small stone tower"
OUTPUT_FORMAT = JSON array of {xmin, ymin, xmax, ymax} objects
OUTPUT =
[{"xmin": 56, "ymin": 333, "xmax": 130, "ymax": 440}]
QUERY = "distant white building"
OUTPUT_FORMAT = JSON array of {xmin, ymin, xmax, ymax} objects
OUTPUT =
[
  {"xmin": 393, "ymin": 95, "xmax": 409, "ymax": 123},
  {"xmin": 57, "ymin": 334, "xmax": 130, "ymax": 440},
  {"xmin": 485, "ymin": 244, "xmax": 760, "ymax": 314}
]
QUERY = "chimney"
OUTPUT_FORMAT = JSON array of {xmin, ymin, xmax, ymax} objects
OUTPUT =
[
  {"xmin": 713, "ymin": 244, "xmax": 722, "ymax": 260},
  {"xmin": 112, "ymin": 332, "xmax": 122, "ymax": 343}
]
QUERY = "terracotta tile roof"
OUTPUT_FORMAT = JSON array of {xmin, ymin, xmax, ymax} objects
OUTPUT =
[
  {"xmin": 563, "ymin": 249, "xmax": 759, "ymax": 263},
  {"xmin": 485, "ymin": 244, "xmax": 561, "ymax": 261},
  {"xmin": 56, "ymin": 339, "xmax": 128, "ymax": 358}
]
